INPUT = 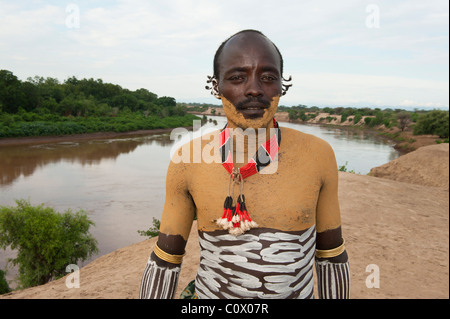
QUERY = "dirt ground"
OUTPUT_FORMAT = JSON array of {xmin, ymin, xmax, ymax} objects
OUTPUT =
[
  {"xmin": 370, "ymin": 144, "xmax": 449, "ymax": 189},
  {"xmin": 1, "ymin": 143, "xmax": 448, "ymax": 299}
]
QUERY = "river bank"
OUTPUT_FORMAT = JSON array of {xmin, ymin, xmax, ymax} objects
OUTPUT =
[
  {"xmin": 191, "ymin": 108, "xmax": 442, "ymax": 154},
  {"xmin": 0, "ymin": 127, "xmax": 192, "ymax": 147},
  {"xmin": 273, "ymin": 111, "xmax": 443, "ymax": 154},
  {"xmin": 0, "ymin": 110, "xmax": 440, "ymax": 152}
]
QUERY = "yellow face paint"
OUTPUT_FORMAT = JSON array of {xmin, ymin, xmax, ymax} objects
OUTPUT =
[{"xmin": 220, "ymin": 95, "xmax": 280, "ymax": 130}]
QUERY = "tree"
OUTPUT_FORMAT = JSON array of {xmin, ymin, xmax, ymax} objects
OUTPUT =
[
  {"xmin": 0, "ymin": 199, "xmax": 98, "ymax": 288},
  {"xmin": 20, "ymin": 81, "xmax": 41, "ymax": 111},
  {"xmin": 134, "ymin": 88, "xmax": 157, "ymax": 103},
  {"xmin": 0, "ymin": 70, "xmax": 26, "ymax": 113},
  {"xmin": 397, "ymin": 111, "xmax": 411, "ymax": 132},
  {"xmin": 157, "ymin": 96, "xmax": 176, "ymax": 108},
  {"xmin": 288, "ymin": 109, "xmax": 298, "ymax": 120}
]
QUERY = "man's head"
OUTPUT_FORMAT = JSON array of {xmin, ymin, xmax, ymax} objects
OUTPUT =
[
  {"xmin": 213, "ymin": 30, "xmax": 285, "ymax": 81},
  {"xmin": 208, "ymin": 30, "xmax": 290, "ymax": 129}
]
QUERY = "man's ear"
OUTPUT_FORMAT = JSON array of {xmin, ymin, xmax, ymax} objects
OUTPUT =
[
  {"xmin": 281, "ymin": 75, "xmax": 293, "ymax": 96},
  {"xmin": 206, "ymin": 75, "xmax": 221, "ymax": 99},
  {"xmin": 212, "ymin": 78, "xmax": 221, "ymax": 99}
]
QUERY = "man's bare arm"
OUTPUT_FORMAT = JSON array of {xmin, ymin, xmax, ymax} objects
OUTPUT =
[
  {"xmin": 315, "ymin": 141, "xmax": 350, "ymax": 299},
  {"xmin": 140, "ymin": 159, "xmax": 195, "ymax": 299}
]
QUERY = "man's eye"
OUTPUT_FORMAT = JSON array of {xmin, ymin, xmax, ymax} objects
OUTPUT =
[
  {"xmin": 262, "ymin": 75, "xmax": 277, "ymax": 82},
  {"xmin": 228, "ymin": 75, "xmax": 244, "ymax": 81}
]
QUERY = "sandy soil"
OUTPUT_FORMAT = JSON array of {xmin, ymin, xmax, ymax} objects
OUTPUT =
[
  {"xmin": 1, "ymin": 143, "xmax": 448, "ymax": 299},
  {"xmin": 370, "ymin": 144, "xmax": 449, "ymax": 190}
]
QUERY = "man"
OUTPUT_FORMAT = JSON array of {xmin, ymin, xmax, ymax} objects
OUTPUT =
[{"xmin": 140, "ymin": 29, "xmax": 350, "ymax": 299}]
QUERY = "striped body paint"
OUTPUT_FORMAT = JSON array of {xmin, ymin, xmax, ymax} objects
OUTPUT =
[
  {"xmin": 195, "ymin": 226, "xmax": 316, "ymax": 299},
  {"xmin": 139, "ymin": 259, "xmax": 180, "ymax": 299},
  {"xmin": 315, "ymin": 259, "xmax": 350, "ymax": 298}
]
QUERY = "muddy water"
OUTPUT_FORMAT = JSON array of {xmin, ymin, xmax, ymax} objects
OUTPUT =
[{"xmin": 0, "ymin": 117, "xmax": 398, "ymax": 285}]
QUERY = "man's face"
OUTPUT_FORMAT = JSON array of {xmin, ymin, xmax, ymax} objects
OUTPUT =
[{"xmin": 216, "ymin": 33, "xmax": 282, "ymax": 129}]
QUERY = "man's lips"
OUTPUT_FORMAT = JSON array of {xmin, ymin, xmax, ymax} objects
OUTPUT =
[
  {"xmin": 236, "ymin": 103, "xmax": 268, "ymax": 118},
  {"xmin": 234, "ymin": 98, "xmax": 271, "ymax": 118},
  {"xmin": 236, "ymin": 102, "xmax": 269, "ymax": 110}
]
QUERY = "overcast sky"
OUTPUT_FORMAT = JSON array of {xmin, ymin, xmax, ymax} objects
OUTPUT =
[{"xmin": 1, "ymin": 0, "xmax": 448, "ymax": 109}]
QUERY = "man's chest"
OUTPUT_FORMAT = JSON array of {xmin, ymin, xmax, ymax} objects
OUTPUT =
[{"xmin": 188, "ymin": 154, "xmax": 323, "ymax": 232}]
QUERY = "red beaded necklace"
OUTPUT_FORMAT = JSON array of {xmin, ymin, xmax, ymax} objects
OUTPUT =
[{"xmin": 215, "ymin": 118, "xmax": 281, "ymax": 236}]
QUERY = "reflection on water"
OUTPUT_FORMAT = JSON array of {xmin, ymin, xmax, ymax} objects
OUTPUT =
[
  {"xmin": 0, "ymin": 134, "xmax": 173, "ymax": 186},
  {"xmin": 0, "ymin": 133, "xmax": 176, "ymax": 283},
  {"xmin": 0, "ymin": 118, "xmax": 399, "ymax": 284}
]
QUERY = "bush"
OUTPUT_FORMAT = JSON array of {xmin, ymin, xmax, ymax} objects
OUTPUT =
[
  {"xmin": 0, "ymin": 199, "xmax": 98, "ymax": 288},
  {"xmin": 435, "ymin": 138, "xmax": 449, "ymax": 144},
  {"xmin": 137, "ymin": 217, "xmax": 160, "ymax": 238},
  {"xmin": 364, "ymin": 117, "xmax": 374, "ymax": 127},
  {"xmin": 413, "ymin": 110, "xmax": 449, "ymax": 138},
  {"xmin": 338, "ymin": 161, "xmax": 356, "ymax": 174},
  {"xmin": 0, "ymin": 269, "xmax": 11, "ymax": 294}
]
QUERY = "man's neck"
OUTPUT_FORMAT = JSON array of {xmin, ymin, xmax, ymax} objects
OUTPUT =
[{"xmin": 227, "ymin": 119, "xmax": 275, "ymax": 166}]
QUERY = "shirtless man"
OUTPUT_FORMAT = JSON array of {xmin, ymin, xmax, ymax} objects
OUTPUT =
[{"xmin": 140, "ymin": 30, "xmax": 350, "ymax": 299}]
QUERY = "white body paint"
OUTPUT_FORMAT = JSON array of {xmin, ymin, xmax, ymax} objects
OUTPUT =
[
  {"xmin": 139, "ymin": 259, "xmax": 180, "ymax": 299},
  {"xmin": 195, "ymin": 225, "xmax": 316, "ymax": 299},
  {"xmin": 315, "ymin": 259, "xmax": 350, "ymax": 298}
]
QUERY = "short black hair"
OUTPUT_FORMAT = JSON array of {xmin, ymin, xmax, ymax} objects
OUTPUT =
[
  {"xmin": 213, "ymin": 29, "xmax": 284, "ymax": 79},
  {"xmin": 207, "ymin": 29, "xmax": 292, "ymax": 97}
]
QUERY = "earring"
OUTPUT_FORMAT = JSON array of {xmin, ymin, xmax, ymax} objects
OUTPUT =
[
  {"xmin": 281, "ymin": 75, "xmax": 293, "ymax": 96},
  {"xmin": 205, "ymin": 75, "xmax": 221, "ymax": 99}
]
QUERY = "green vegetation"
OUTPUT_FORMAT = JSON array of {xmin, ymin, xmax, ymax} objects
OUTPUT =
[
  {"xmin": 0, "ymin": 269, "xmax": 10, "ymax": 294},
  {"xmin": 0, "ymin": 199, "xmax": 98, "ymax": 289},
  {"xmin": 0, "ymin": 69, "xmax": 199, "ymax": 138},
  {"xmin": 138, "ymin": 212, "xmax": 197, "ymax": 239},
  {"xmin": 278, "ymin": 104, "xmax": 449, "ymax": 139},
  {"xmin": 1, "ymin": 69, "xmax": 447, "ymax": 140},
  {"xmin": 413, "ymin": 110, "xmax": 449, "ymax": 138},
  {"xmin": 378, "ymin": 131, "xmax": 416, "ymax": 143},
  {"xmin": 338, "ymin": 161, "xmax": 356, "ymax": 174},
  {"xmin": 177, "ymin": 102, "xmax": 220, "ymax": 113},
  {"xmin": 0, "ymin": 112, "xmax": 199, "ymax": 138},
  {"xmin": 137, "ymin": 217, "xmax": 161, "ymax": 238}
]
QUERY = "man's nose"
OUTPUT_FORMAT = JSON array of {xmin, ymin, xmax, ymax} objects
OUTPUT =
[{"xmin": 245, "ymin": 77, "xmax": 264, "ymax": 97}]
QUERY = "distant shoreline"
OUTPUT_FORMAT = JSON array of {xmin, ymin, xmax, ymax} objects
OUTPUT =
[
  {"xmin": 0, "ymin": 127, "xmax": 193, "ymax": 147},
  {"xmin": 195, "ymin": 110, "xmax": 442, "ymax": 155},
  {"xmin": 0, "ymin": 112, "xmax": 441, "ymax": 153}
]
